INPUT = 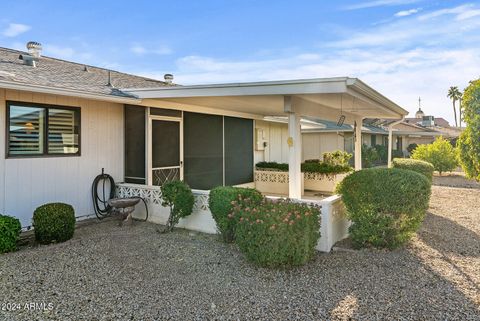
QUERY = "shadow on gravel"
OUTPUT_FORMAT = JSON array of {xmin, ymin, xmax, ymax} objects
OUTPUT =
[{"xmin": 418, "ymin": 212, "xmax": 480, "ymax": 257}]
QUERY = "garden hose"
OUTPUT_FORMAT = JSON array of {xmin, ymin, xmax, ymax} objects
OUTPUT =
[{"xmin": 91, "ymin": 169, "xmax": 149, "ymax": 221}]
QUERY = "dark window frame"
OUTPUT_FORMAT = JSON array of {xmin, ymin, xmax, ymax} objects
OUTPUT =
[{"xmin": 6, "ymin": 101, "xmax": 81, "ymax": 158}]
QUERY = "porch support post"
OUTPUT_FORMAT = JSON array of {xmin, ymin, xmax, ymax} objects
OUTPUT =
[
  {"xmin": 387, "ymin": 118, "xmax": 404, "ymax": 168},
  {"xmin": 354, "ymin": 117, "xmax": 363, "ymax": 170},
  {"xmin": 285, "ymin": 96, "xmax": 302, "ymax": 199},
  {"xmin": 388, "ymin": 127, "xmax": 393, "ymax": 168}
]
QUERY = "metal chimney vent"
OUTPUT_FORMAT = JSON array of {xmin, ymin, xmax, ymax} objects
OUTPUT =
[
  {"xmin": 26, "ymin": 41, "xmax": 42, "ymax": 58},
  {"xmin": 164, "ymin": 73, "xmax": 174, "ymax": 84}
]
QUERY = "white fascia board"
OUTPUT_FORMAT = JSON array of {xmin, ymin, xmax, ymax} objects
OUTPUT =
[
  {"xmin": 346, "ymin": 79, "xmax": 408, "ymax": 117},
  {"xmin": 0, "ymin": 80, "xmax": 141, "ymax": 104},
  {"xmin": 123, "ymin": 77, "xmax": 350, "ymax": 99}
]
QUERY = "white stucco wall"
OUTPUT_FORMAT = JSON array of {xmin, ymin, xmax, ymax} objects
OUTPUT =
[{"xmin": 0, "ymin": 89, "xmax": 124, "ymax": 227}]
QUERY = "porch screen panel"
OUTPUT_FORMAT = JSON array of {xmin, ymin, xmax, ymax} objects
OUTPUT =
[
  {"xmin": 184, "ymin": 112, "xmax": 223, "ymax": 190},
  {"xmin": 224, "ymin": 117, "xmax": 253, "ymax": 186},
  {"xmin": 124, "ymin": 105, "xmax": 146, "ymax": 184}
]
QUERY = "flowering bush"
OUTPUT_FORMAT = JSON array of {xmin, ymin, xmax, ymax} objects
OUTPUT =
[
  {"xmin": 234, "ymin": 198, "xmax": 320, "ymax": 267},
  {"xmin": 209, "ymin": 186, "xmax": 263, "ymax": 242}
]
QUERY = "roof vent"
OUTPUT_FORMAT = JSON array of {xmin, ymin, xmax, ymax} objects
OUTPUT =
[
  {"xmin": 27, "ymin": 41, "xmax": 42, "ymax": 58},
  {"xmin": 164, "ymin": 73, "xmax": 174, "ymax": 84},
  {"xmin": 19, "ymin": 41, "xmax": 42, "ymax": 67}
]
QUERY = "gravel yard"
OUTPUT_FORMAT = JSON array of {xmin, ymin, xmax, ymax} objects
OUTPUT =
[{"xmin": 1, "ymin": 186, "xmax": 479, "ymax": 320}]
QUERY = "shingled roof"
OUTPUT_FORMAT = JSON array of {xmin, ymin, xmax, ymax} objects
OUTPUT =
[{"xmin": 0, "ymin": 46, "xmax": 170, "ymax": 98}]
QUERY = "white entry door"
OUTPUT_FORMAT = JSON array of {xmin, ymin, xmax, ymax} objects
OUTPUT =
[{"xmin": 148, "ymin": 116, "xmax": 183, "ymax": 186}]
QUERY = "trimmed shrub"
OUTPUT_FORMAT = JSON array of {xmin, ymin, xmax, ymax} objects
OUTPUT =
[
  {"xmin": 161, "ymin": 180, "xmax": 195, "ymax": 232},
  {"xmin": 234, "ymin": 198, "xmax": 320, "ymax": 267},
  {"xmin": 392, "ymin": 158, "xmax": 434, "ymax": 181},
  {"xmin": 336, "ymin": 168, "xmax": 431, "ymax": 249},
  {"xmin": 256, "ymin": 161, "xmax": 352, "ymax": 175},
  {"xmin": 33, "ymin": 203, "xmax": 75, "ymax": 244},
  {"xmin": 208, "ymin": 186, "xmax": 263, "ymax": 242},
  {"xmin": 255, "ymin": 161, "xmax": 289, "ymax": 171},
  {"xmin": 412, "ymin": 137, "xmax": 457, "ymax": 174},
  {"xmin": 0, "ymin": 215, "xmax": 21, "ymax": 253}
]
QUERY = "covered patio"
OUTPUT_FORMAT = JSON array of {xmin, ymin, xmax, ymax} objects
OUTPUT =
[{"xmin": 126, "ymin": 77, "xmax": 407, "ymax": 199}]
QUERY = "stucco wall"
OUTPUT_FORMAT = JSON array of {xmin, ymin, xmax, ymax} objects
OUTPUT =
[{"xmin": 0, "ymin": 89, "xmax": 124, "ymax": 227}]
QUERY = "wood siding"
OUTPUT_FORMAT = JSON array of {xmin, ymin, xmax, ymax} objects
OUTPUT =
[{"xmin": 0, "ymin": 89, "xmax": 124, "ymax": 227}]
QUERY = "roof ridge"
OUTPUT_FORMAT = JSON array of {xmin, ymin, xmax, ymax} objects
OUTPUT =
[{"xmin": 0, "ymin": 46, "xmax": 168, "ymax": 85}]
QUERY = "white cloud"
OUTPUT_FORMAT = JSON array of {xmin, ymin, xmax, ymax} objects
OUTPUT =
[
  {"xmin": 344, "ymin": 0, "xmax": 420, "ymax": 10},
  {"xmin": 42, "ymin": 44, "xmax": 93, "ymax": 61},
  {"xmin": 2, "ymin": 23, "xmax": 30, "ymax": 37},
  {"xmin": 394, "ymin": 8, "xmax": 421, "ymax": 17},
  {"xmin": 130, "ymin": 44, "xmax": 172, "ymax": 56}
]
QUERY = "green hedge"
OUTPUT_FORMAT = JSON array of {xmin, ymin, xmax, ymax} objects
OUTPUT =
[
  {"xmin": 256, "ymin": 161, "xmax": 352, "ymax": 175},
  {"xmin": 392, "ymin": 158, "xmax": 434, "ymax": 181},
  {"xmin": 0, "ymin": 215, "xmax": 21, "ymax": 254},
  {"xmin": 336, "ymin": 168, "xmax": 431, "ymax": 249},
  {"xmin": 234, "ymin": 198, "xmax": 320, "ymax": 267},
  {"xmin": 208, "ymin": 186, "xmax": 263, "ymax": 242},
  {"xmin": 33, "ymin": 203, "xmax": 75, "ymax": 244}
]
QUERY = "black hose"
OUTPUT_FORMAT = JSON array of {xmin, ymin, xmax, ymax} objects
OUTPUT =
[
  {"xmin": 92, "ymin": 171, "xmax": 115, "ymax": 219},
  {"xmin": 91, "ymin": 169, "xmax": 149, "ymax": 221}
]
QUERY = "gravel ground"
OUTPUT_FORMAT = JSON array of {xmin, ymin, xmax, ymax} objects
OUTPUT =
[
  {"xmin": 1, "ymin": 187, "xmax": 479, "ymax": 321},
  {"xmin": 433, "ymin": 171, "xmax": 480, "ymax": 189}
]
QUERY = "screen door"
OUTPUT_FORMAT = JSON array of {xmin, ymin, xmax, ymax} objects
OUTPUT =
[{"xmin": 149, "ymin": 118, "xmax": 182, "ymax": 186}]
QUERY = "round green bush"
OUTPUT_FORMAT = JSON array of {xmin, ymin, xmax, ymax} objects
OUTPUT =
[
  {"xmin": 161, "ymin": 180, "xmax": 195, "ymax": 231},
  {"xmin": 336, "ymin": 168, "xmax": 431, "ymax": 249},
  {"xmin": 208, "ymin": 186, "xmax": 263, "ymax": 242},
  {"xmin": 0, "ymin": 214, "xmax": 21, "ymax": 253},
  {"xmin": 234, "ymin": 198, "xmax": 320, "ymax": 267},
  {"xmin": 33, "ymin": 203, "xmax": 75, "ymax": 244},
  {"xmin": 392, "ymin": 158, "xmax": 434, "ymax": 181}
]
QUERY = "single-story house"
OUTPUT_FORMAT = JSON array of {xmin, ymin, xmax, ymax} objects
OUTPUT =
[{"xmin": 0, "ymin": 43, "xmax": 409, "ymax": 250}]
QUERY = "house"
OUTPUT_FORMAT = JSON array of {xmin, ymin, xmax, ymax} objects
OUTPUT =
[{"xmin": 0, "ymin": 42, "xmax": 408, "ymax": 252}]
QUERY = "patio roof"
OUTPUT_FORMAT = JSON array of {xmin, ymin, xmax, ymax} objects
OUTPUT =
[{"xmin": 124, "ymin": 77, "xmax": 408, "ymax": 123}]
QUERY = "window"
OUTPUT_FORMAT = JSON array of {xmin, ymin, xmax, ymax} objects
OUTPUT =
[
  {"xmin": 371, "ymin": 135, "xmax": 377, "ymax": 146},
  {"xmin": 7, "ymin": 101, "xmax": 80, "ymax": 157}
]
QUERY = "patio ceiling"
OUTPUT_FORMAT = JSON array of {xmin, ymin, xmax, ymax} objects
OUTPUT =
[{"xmin": 124, "ymin": 77, "xmax": 408, "ymax": 124}]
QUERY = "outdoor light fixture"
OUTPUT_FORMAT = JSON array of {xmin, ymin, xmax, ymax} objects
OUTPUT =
[{"xmin": 337, "ymin": 115, "xmax": 345, "ymax": 126}]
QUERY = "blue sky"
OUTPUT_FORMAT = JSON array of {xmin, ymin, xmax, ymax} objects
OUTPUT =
[{"xmin": 1, "ymin": 0, "xmax": 480, "ymax": 123}]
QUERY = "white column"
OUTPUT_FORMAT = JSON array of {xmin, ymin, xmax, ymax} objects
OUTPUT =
[
  {"xmin": 354, "ymin": 117, "xmax": 363, "ymax": 170},
  {"xmin": 286, "ymin": 97, "xmax": 302, "ymax": 199},
  {"xmin": 387, "ymin": 127, "xmax": 393, "ymax": 168}
]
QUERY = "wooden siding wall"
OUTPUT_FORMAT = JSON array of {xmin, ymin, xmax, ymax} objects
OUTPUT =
[{"xmin": 0, "ymin": 89, "xmax": 124, "ymax": 227}]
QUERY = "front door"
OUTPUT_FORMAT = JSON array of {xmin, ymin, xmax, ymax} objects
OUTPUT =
[{"xmin": 149, "ymin": 117, "xmax": 183, "ymax": 186}]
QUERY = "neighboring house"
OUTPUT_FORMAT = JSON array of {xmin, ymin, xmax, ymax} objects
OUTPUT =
[{"xmin": 0, "ymin": 42, "xmax": 407, "ymax": 228}]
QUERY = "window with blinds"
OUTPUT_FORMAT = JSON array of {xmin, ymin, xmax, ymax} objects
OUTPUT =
[{"xmin": 7, "ymin": 102, "xmax": 80, "ymax": 157}]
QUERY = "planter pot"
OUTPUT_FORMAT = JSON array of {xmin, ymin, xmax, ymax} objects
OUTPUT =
[
  {"xmin": 304, "ymin": 172, "xmax": 349, "ymax": 193},
  {"xmin": 254, "ymin": 170, "xmax": 304, "ymax": 195}
]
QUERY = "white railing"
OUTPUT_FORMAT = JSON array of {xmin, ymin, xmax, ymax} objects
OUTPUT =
[{"xmin": 116, "ymin": 183, "xmax": 349, "ymax": 252}]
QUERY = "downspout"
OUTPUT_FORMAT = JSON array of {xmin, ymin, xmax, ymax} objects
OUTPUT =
[{"xmin": 387, "ymin": 117, "xmax": 404, "ymax": 168}]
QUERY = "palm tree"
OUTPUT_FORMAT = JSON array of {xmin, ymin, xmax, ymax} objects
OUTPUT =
[
  {"xmin": 447, "ymin": 86, "xmax": 461, "ymax": 127},
  {"xmin": 458, "ymin": 91, "xmax": 463, "ymax": 127}
]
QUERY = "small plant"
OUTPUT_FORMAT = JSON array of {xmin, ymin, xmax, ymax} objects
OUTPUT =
[
  {"xmin": 322, "ymin": 150, "xmax": 352, "ymax": 167},
  {"xmin": 0, "ymin": 215, "xmax": 21, "ymax": 254},
  {"xmin": 256, "ymin": 161, "xmax": 352, "ymax": 175},
  {"xmin": 161, "ymin": 180, "xmax": 195, "ymax": 232},
  {"xmin": 336, "ymin": 168, "xmax": 431, "ymax": 249},
  {"xmin": 361, "ymin": 144, "xmax": 379, "ymax": 168},
  {"xmin": 412, "ymin": 137, "xmax": 458, "ymax": 174},
  {"xmin": 407, "ymin": 143, "xmax": 418, "ymax": 154},
  {"xmin": 234, "ymin": 198, "xmax": 320, "ymax": 267},
  {"xmin": 392, "ymin": 158, "xmax": 434, "ymax": 181},
  {"xmin": 33, "ymin": 203, "xmax": 75, "ymax": 244},
  {"xmin": 208, "ymin": 186, "xmax": 263, "ymax": 242}
]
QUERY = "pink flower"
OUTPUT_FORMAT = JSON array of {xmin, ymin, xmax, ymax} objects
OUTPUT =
[
  {"xmin": 296, "ymin": 214, "xmax": 301, "ymax": 219},
  {"xmin": 240, "ymin": 217, "xmax": 244, "ymax": 222},
  {"xmin": 289, "ymin": 220, "xmax": 295, "ymax": 225}
]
